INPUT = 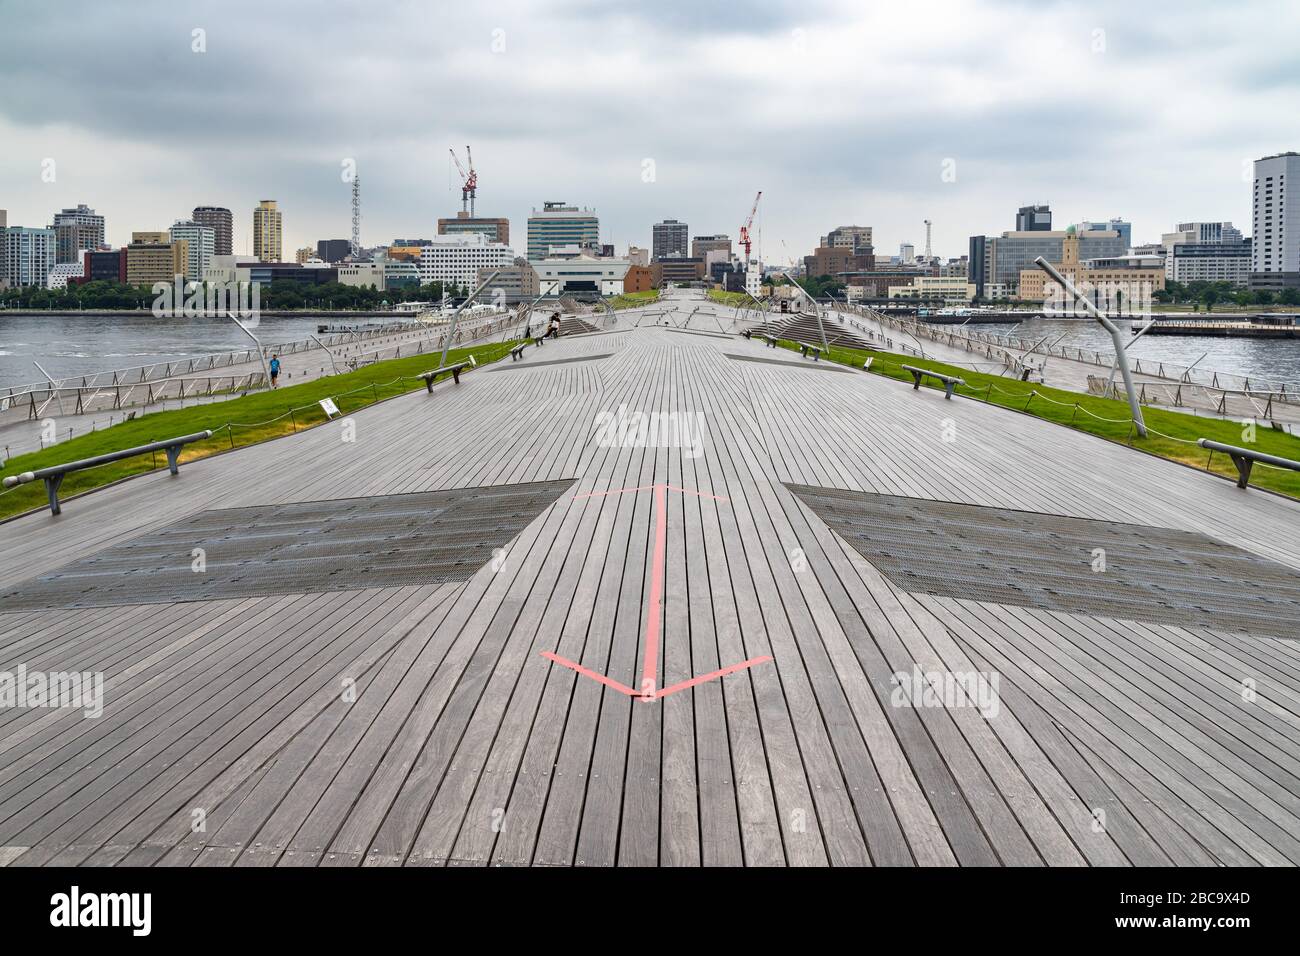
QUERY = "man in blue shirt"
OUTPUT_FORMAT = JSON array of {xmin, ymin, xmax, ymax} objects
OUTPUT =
[{"xmin": 269, "ymin": 354, "xmax": 281, "ymax": 388}]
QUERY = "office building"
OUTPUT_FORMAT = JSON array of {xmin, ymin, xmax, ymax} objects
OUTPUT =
[
  {"xmin": 805, "ymin": 244, "xmax": 874, "ymax": 278},
  {"xmin": 1017, "ymin": 236, "xmax": 1164, "ymax": 304},
  {"xmin": 1167, "ymin": 239, "xmax": 1252, "ymax": 286},
  {"xmin": 51, "ymin": 204, "xmax": 105, "ymax": 264},
  {"xmin": 1161, "ymin": 221, "xmax": 1243, "ymax": 247},
  {"xmin": 83, "ymin": 249, "xmax": 127, "ymax": 284},
  {"xmin": 126, "ymin": 238, "xmax": 188, "ymax": 286},
  {"xmin": 821, "ymin": 225, "xmax": 873, "ymax": 254},
  {"xmin": 886, "ymin": 276, "xmax": 977, "ymax": 303},
  {"xmin": 691, "ymin": 235, "xmax": 732, "ymax": 260},
  {"xmin": 252, "ymin": 200, "xmax": 282, "ymax": 263},
  {"xmin": 1076, "ymin": 218, "xmax": 1132, "ymax": 249},
  {"xmin": 416, "ymin": 233, "xmax": 515, "ymax": 290},
  {"xmin": 193, "ymin": 206, "xmax": 233, "ymax": 257},
  {"xmin": 337, "ymin": 262, "xmax": 416, "ymax": 290},
  {"xmin": 438, "ymin": 212, "xmax": 509, "ymax": 244},
  {"xmin": 652, "ymin": 219, "xmax": 689, "ymax": 259},
  {"xmin": 627, "ymin": 245, "xmax": 649, "ymax": 267},
  {"xmin": 316, "ymin": 238, "xmax": 352, "ymax": 263},
  {"xmin": 899, "ymin": 243, "xmax": 916, "ymax": 264},
  {"xmin": 623, "ymin": 264, "xmax": 655, "ymax": 293},
  {"xmin": 2, "ymin": 225, "xmax": 56, "ymax": 288},
  {"xmin": 169, "ymin": 220, "xmax": 216, "ymax": 282},
  {"xmin": 1016, "ymin": 204, "xmax": 1052, "ymax": 231},
  {"xmin": 0, "ymin": 208, "xmax": 6, "ymax": 287},
  {"xmin": 652, "ymin": 257, "xmax": 706, "ymax": 284},
  {"xmin": 526, "ymin": 202, "xmax": 599, "ymax": 261},
  {"xmin": 532, "ymin": 252, "xmax": 631, "ymax": 295},
  {"xmin": 968, "ymin": 227, "xmax": 1128, "ymax": 297},
  {"xmin": 477, "ymin": 262, "xmax": 539, "ymax": 303}
]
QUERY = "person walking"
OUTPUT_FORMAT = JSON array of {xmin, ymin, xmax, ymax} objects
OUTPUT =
[
  {"xmin": 269, "ymin": 354, "xmax": 281, "ymax": 388},
  {"xmin": 546, "ymin": 313, "xmax": 561, "ymax": 339}
]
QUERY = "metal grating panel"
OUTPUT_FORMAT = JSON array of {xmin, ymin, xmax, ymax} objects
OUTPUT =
[
  {"xmin": 786, "ymin": 484, "xmax": 1300, "ymax": 638},
  {"xmin": 726, "ymin": 354, "xmax": 855, "ymax": 373},
  {"xmin": 487, "ymin": 353, "xmax": 613, "ymax": 371},
  {"xmin": 1, "ymin": 480, "xmax": 574, "ymax": 610}
]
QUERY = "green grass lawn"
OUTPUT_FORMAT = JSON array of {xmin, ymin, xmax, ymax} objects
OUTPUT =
[
  {"xmin": 607, "ymin": 290, "xmax": 661, "ymax": 310},
  {"xmin": 0, "ymin": 340, "xmax": 518, "ymax": 520},
  {"xmin": 769, "ymin": 338, "xmax": 1300, "ymax": 499},
  {"xmin": 707, "ymin": 289, "xmax": 750, "ymax": 308}
]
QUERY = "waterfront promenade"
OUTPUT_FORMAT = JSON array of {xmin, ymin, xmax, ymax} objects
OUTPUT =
[{"xmin": 1, "ymin": 290, "xmax": 1298, "ymax": 867}]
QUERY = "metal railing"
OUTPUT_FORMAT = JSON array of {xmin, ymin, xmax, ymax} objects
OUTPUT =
[{"xmin": 3, "ymin": 430, "xmax": 212, "ymax": 515}]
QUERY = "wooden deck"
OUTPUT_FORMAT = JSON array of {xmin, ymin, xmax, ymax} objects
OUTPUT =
[{"xmin": 2, "ymin": 291, "xmax": 1299, "ymax": 867}]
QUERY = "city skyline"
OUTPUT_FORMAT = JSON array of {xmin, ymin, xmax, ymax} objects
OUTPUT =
[{"xmin": 2, "ymin": 0, "xmax": 1298, "ymax": 261}]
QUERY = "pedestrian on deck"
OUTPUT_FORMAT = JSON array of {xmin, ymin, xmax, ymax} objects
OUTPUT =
[{"xmin": 269, "ymin": 354, "xmax": 281, "ymax": 388}]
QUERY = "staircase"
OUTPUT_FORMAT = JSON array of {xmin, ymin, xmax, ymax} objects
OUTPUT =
[{"xmin": 749, "ymin": 311, "xmax": 877, "ymax": 351}]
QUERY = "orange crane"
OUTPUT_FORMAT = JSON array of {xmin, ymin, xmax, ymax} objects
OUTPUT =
[
  {"xmin": 739, "ymin": 190, "xmax": 762, "ymax": 261},
  {"xmin": 449, "ymin": 145, "xmax": 477, "ymax": 216}
]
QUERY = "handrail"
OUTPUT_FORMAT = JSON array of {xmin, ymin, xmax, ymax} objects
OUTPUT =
[
  {"xmin": 1197, "ymin": 438, "xmax": 1300, "ymax": 489},
  {"xmin": 3, "ymin": 429, "xmax": 213, "ymax": 515}
]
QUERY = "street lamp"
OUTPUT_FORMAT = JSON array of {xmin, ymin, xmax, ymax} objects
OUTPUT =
[
  {"xmin": 1035, "ymin": 256, "xmax": 1146, "ymax": 437},
  {"xmin": 227, "ymin": 311, "xmax": 272, "ymax": 388}
]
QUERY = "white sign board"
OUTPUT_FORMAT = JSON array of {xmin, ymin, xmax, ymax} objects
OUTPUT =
[{"xmin": 319, "ymin": 398, "xmax": 340, "ymax": 418}]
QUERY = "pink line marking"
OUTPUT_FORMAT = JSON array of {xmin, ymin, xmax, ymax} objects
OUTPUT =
[
  {"xmin": 656, "ymin": 655, "xmax": 774, "ymax": 700},
  {"xmin": 540, "ymin": 651, "xmax": 638, "ymax": 696},
  {"xmin": 643, "ymin": 483, "xmax": 668, "ymax": 693},
  {"xmin": 539, "ymin": 481, "xmax": 771, "ymax": 703}
]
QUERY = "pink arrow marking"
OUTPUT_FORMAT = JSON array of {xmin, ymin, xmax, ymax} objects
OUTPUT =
[{"xmin": 542, "ymin": 482, "xmax": 773, "ymax": 702}]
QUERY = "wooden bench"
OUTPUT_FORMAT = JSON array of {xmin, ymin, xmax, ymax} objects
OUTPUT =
[
  {"xmin": 1198, "ymin": 438, "xmax": 1300, "ymax": 489},
  {"xmin": 902, "ymin": 364, "xmax": 965, "ymax": 399},
  {"xmin": 2, "ymin": 429, "xmax": 213, "ymax": 515},
  {"xmin": 510, "ymin": 343, "xmax": 528, "ymax": 361},
  {"xmin": 419, "ymin": 359, "xmax": 473, "ymax": 392},
  {"xmin": 799, "ymin": 343, "xmax": 823, "ymax": 361}
]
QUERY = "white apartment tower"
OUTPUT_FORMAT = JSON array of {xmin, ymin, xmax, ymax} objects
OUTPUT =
[{"xmin": 1252, "ymin": 152, "xmax": 1300, "ymax": 286}]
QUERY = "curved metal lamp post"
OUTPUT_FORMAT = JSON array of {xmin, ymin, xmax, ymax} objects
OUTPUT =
[{"xmin": 1034, "ymin": 256, "xmax": 1146, "ymax": 437}]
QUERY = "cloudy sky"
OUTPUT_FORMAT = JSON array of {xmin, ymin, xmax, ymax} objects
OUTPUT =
[{"xmin": 1, "ymin": 0, "xmax": 1296, "ymax": 262}]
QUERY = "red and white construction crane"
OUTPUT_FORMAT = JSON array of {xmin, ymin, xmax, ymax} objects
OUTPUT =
[
  {"xmin": 449, "ymin": 145, "xmax": 477, "ymax": 216},
  {"xmin": 739, "ymin": 190, "xmax": 762, "ymax": 262}
]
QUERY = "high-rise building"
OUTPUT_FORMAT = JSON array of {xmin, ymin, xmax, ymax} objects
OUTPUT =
[
  {"xmin": 1251, "ymin": 152, "xmax": 1300, "ymax": 290},
  {"xmin": 0, "ymin": 208, "xmax": 7, "ymax": 287},
  {"xmin": 252, "ymin": 200, "xmax": 282, "ymax": 263},
  {"xmin": 169, "ymin": 220, "xmax": 216, "ymax": 282},
  {"xmin": 3, "ymin": 225, "xmax": 56, "ymax": 288},
  {"xmin": 691, "ymin": 235, "xmax": 732, "ymax": 259},
  {"xmin": 51, "ymin": 204, "xmax": 105, "ymax": 264},
  {"xmin": 899, "ymin": 242, "xmax": 916, "ymax": 263},
  {"xmin": 527, "ymin": 202, "xmax": 599, "ymax": 261},
  {"xmin": 416, "ymin": 233, "xmax": 516, "ymax": 290},
  {"xmin": 438, "ymin": 211, "xmax": 509, "ymax": 244},
  {"xmin": 192, "ymin": 206, "xmax": 233, "ymax": 257},
  {"xmin": 652, "ymin": 219, "xmax": 689, "ymax": 259},
  {"xmin": 627, "ymin": 245, "xmax": 649, "ymax": 266},
  {"xmin": 1016, "ymin": 204, "xmax": 1052, "ymax": 232}
]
